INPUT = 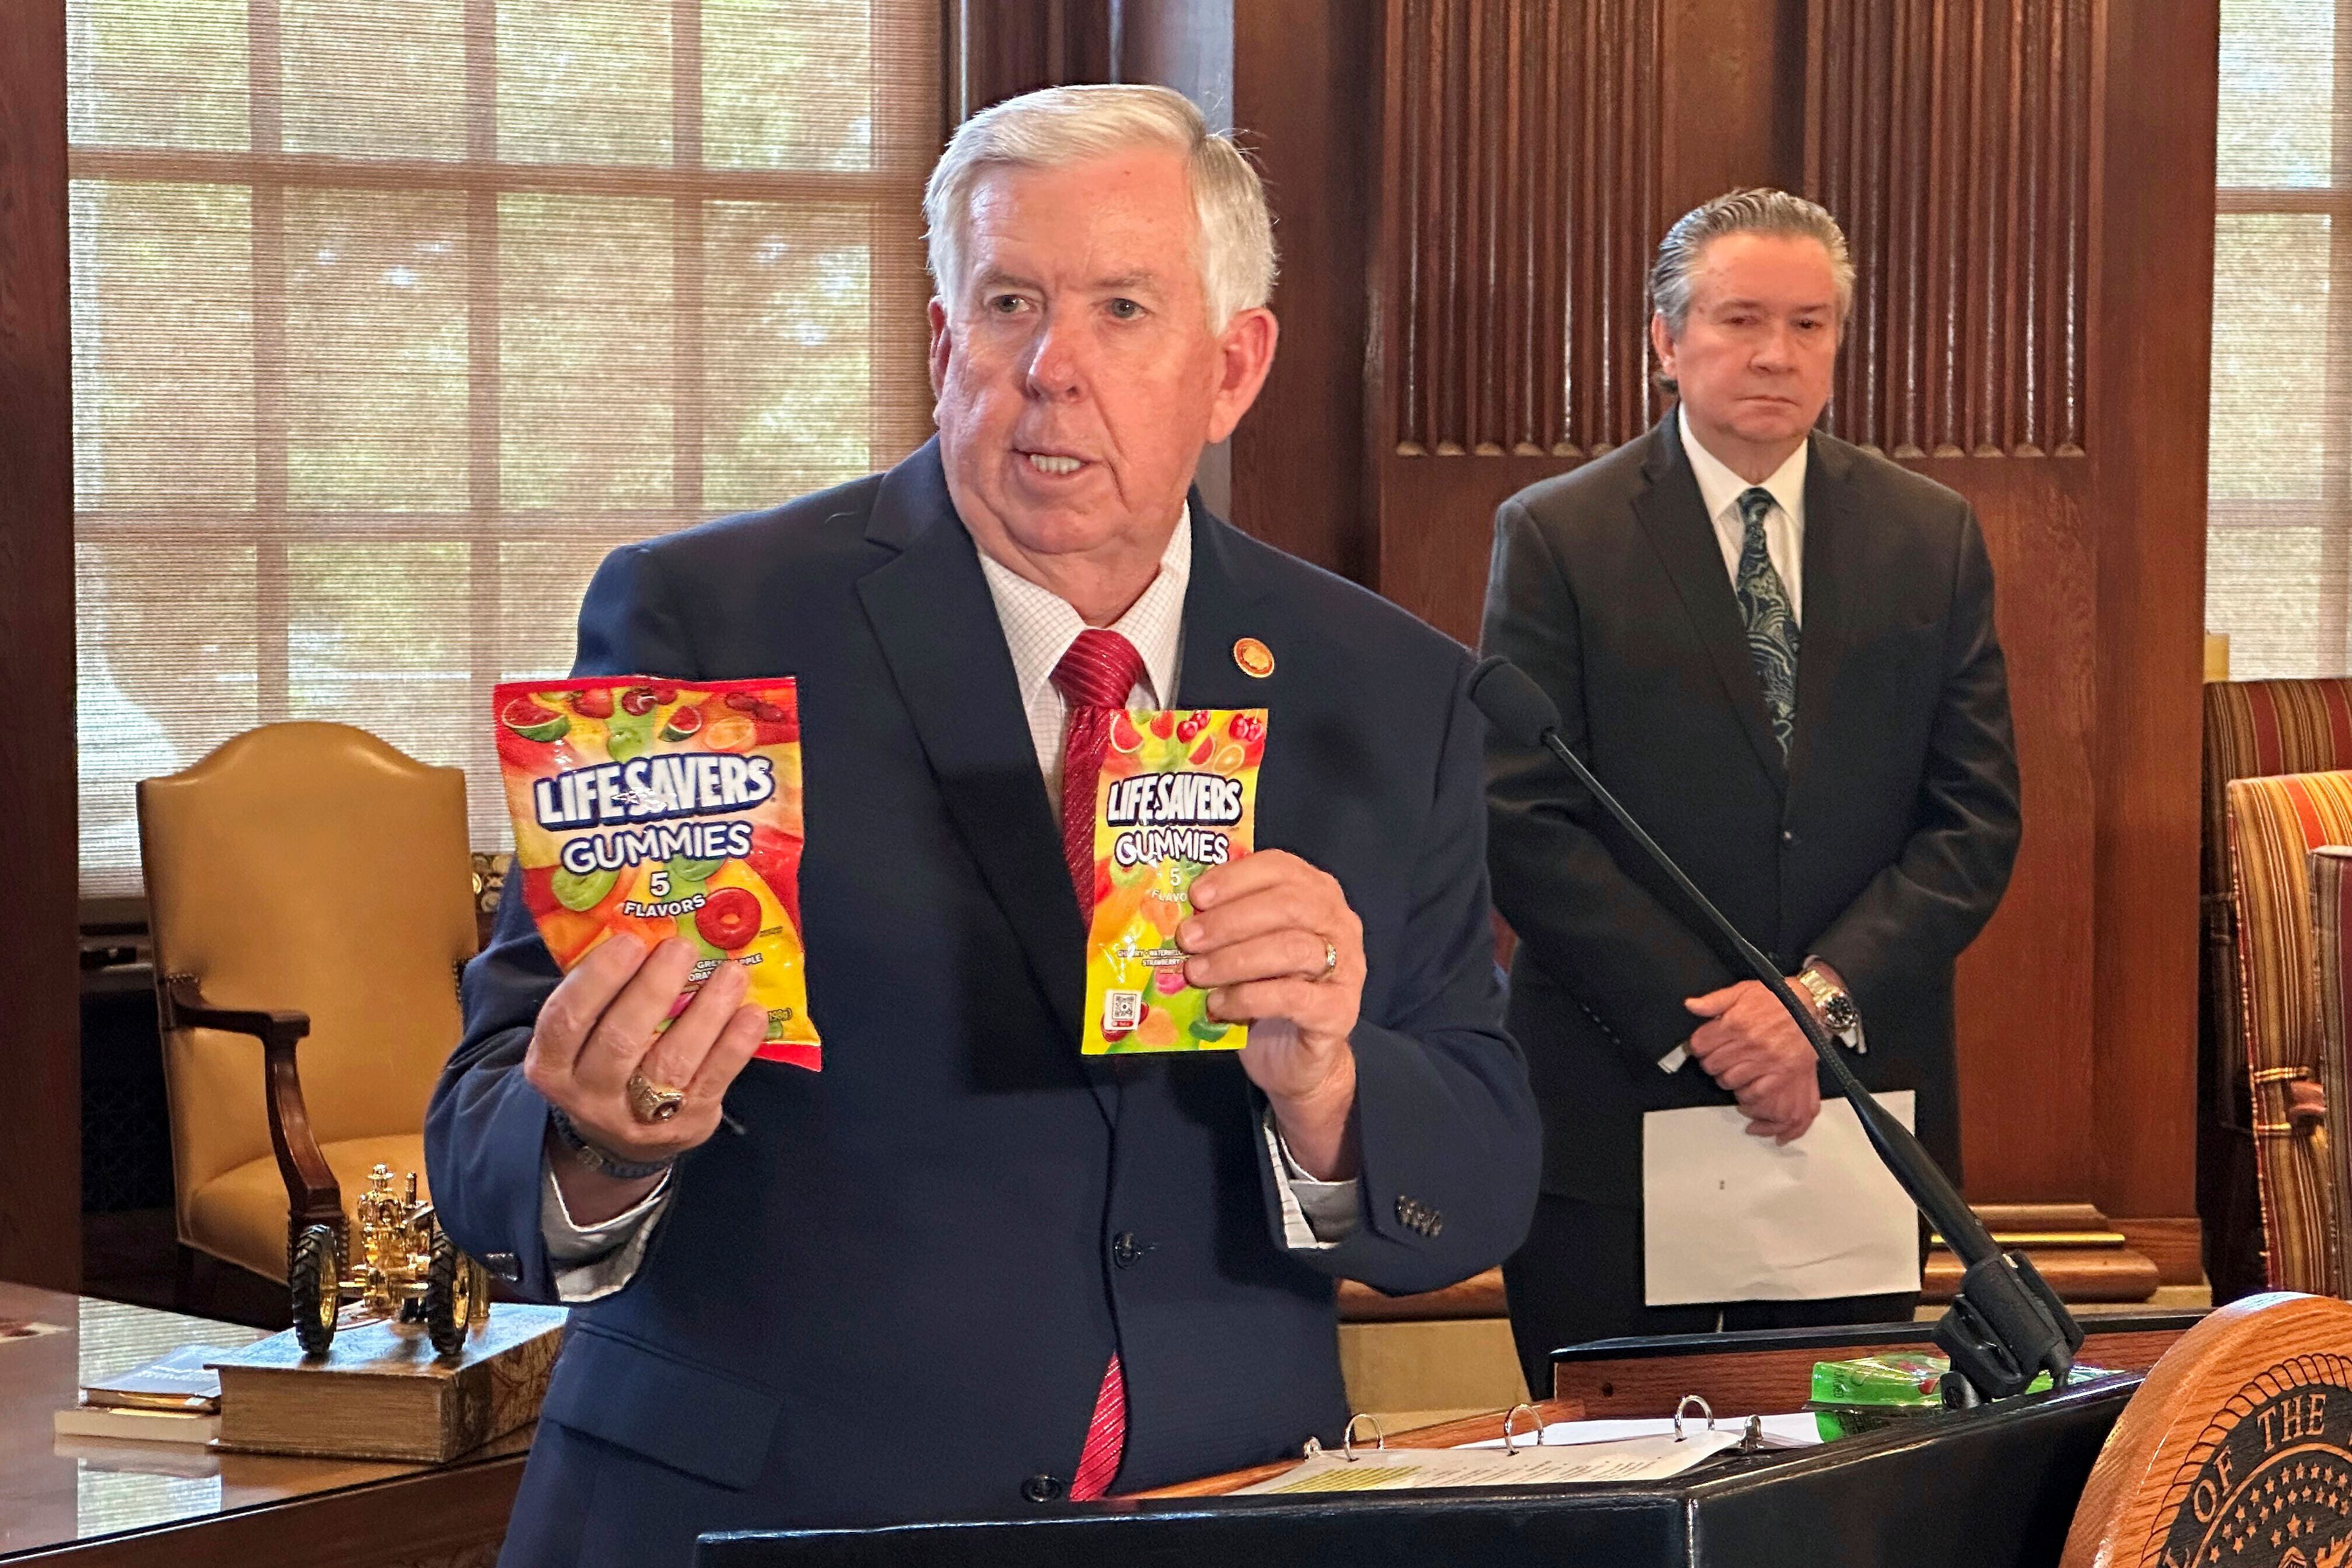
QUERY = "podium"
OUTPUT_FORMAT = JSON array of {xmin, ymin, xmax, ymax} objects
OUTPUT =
[
  {"xmin": 700, "ymin": 1374, "xmax": 2136, "ymax": 1567},
  {"xmin": 697, "ymin": 1313, "xmax": 2213, "ymax": 1568}
]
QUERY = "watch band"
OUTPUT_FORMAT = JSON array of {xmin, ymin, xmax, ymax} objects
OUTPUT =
[
  {"xmin": 548, "ymin": 1107, "xmax": 676, "ymax": 1181},
  {"xmin": 1796, "ymin": 965, "xmax": 1861, "ymax": 1041}
]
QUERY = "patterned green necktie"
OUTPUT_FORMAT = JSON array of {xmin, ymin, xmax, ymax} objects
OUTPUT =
[{"xmin": 1734, "ymin": 486, "xmax": 1800, "ymax": 758}]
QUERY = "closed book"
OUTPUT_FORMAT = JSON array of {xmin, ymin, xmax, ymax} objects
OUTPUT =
[
  {"xmin": 207, "ymin": 1304, "xmax": 566, "ymax": 1463},
  {"xmin": 52, "ymin": 1404, "xmax": 222, "ymax": 1445},
  {"xmin": 81, "ymin": 1343, "xmax": 228, "ymax": 1413}
]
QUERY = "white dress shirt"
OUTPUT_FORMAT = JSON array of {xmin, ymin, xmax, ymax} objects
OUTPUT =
[
  {"xmin": 1680, "ymin": 405, "xmax": 1808, "ymax": 624},
  {"xmin": 545, "ymin": 505, "xmax": 1356, "ymax": 1299}
]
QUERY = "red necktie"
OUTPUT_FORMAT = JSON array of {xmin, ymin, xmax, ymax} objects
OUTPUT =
[
  {"xmin": 1050, "ymin": 628, "xmax": 1147, "ymax": 919},
  {"xmin": 1047, "ymin": 627, "xmax": 1144, "ymax": 1501}
]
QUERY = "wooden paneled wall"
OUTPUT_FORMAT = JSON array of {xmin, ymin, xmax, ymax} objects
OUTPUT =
[
  {"xmin": 1385, "ymin": 0, "xmax": 1664, "ymax": 462},
  {"xmin": 0, "ymin": 0, "xmax": 83, "ymax": 1289},
  {"xmin": 1345, "ymin": 0, "xmax": 2210, "ymax": 1228},
  {"xmin": 1808, "ymin": 0, "xmax": 2092, "ymax": 460}
]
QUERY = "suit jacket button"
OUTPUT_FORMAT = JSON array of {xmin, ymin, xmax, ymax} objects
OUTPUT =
[
  {"xmin": 1022, "ymin": 1473, "xmax": 1067, "ymax": 1504},
  {"xmin": 1112, "ymin": 1231, "xmax": 1144, "ymax": 1268}
]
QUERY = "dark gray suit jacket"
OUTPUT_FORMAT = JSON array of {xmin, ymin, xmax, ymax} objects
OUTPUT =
[{"xmin": 1481, "ymin": 413, "xmax": 2021, "ymax": 1205}]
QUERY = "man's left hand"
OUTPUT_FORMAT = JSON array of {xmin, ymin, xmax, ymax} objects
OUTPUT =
[{"xmin": 1179, "ymin": 849, "xmax": 1363, "ymax": 1181}]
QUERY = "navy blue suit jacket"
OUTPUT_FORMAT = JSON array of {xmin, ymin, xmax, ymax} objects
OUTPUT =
[{"xmin": 426, "ymin": 440, "xmax": 1540, "ymax": 1566}]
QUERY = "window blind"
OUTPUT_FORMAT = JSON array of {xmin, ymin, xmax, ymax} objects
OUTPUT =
[
  {"xmin": 2207, "ymin": 0, "xmax": 2352, "ymax": 677},
  {"xmin": 69, "ymin": 0, "xmax": 941, "ymax": 894}
]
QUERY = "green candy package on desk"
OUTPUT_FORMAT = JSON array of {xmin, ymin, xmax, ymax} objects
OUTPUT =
[{"xmin": 1806, "ymin": 1351, "xmax": 2116, "ymax": 1440}]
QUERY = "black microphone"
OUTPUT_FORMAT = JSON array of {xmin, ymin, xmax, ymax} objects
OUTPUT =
[{"xmin": 1467, "ymin": 654, "xmax": 2081, "ymax": 1403}]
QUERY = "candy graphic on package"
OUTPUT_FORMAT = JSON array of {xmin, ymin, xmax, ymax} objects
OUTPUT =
[
  {"xmin": 1081, "ymin": 707, "xmax": 1266, "ymax": 1055},
  {"xmin": 492, "ymin": 677, "xmax": 818, "ymax": 1070}
]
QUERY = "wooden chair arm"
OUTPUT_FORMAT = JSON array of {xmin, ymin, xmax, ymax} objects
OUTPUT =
[{"xmin": 159, "ymin": 973, "xmax": 343, "ymax": 1245}]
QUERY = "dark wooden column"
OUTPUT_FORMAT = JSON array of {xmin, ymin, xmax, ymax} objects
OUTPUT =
[{"xmin": 0, "ymin": 0, "xmax": 83, "ymax": 1291}]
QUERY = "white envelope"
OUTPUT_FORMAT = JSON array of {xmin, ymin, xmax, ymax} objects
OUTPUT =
[{"xmin": 1642, "ymin": 1091, "xmax": 1921, "ymax": 1306}]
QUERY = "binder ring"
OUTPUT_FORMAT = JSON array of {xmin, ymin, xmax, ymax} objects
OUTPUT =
[
  {"xmin": 1500, "ymin": 1402, "xmax": 1547, "ymax": 1453},
  {"xmin": 1341, "ymin": 1412, "xmax": 1387, "ymax": 1461},
  {"xmin": 1673, "ymin": 1395, "xmax": 1714, "ymax": 1442}
]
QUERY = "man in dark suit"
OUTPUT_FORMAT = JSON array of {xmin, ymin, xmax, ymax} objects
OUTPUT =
[
  {"xmin": 427, "ymin": 85, "xmax": 1539, "ymax": 1565},
  {"xmin": 1481, "ymin": 189, "xmax": 2019, "ymax": 1392}
]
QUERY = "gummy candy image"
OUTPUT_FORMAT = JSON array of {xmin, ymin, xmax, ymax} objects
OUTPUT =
[
  {"xmin": 492, "ymin": 677, "xmax": 818, "ymax": 1071},
  {"xmin": 1080, "ymin": 707, "xmax": 1265, "ymax": 1055}
]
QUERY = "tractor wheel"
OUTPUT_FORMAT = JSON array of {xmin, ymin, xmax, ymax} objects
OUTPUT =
[
  {"xmin": 290, "ymin": 1224, "xmax": 342, "ymax": 1357},
  {"xmin": 424, "ymin": 1234, "xmax": 478, "ymax": 1358}
]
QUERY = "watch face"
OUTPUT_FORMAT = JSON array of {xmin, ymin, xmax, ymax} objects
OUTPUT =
[{"xmin": 1822, "ymin": 993, "xmax": 1859, "ymax": 1032}]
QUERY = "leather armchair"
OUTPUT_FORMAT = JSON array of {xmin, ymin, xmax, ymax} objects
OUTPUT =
[{"xmin": 137, "ymin": 723, "xmax": 478, "ymax": 1293}]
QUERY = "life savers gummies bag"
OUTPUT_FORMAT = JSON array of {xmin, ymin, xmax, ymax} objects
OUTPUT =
[
  {"xmin": 492, "ymin": 677, "xmax": 818, "ymax": 1070},
  {"xmin": 1081, "ymin": 707, "xmax": 1266, "ymax": 1055}
]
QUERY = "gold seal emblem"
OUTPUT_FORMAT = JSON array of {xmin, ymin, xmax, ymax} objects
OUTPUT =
[{"xmin": 1233, "ymin": 638, "xmax": 1275, "ymax": 679}]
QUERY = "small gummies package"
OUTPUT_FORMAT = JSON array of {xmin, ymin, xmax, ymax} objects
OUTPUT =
[
  {"xmin": 492, "ymin": 677, "xmax": 818, "ymax": 1070},
  {"xmin": 1080, "ymin": 707, "xmax": 1267, "ymax": 1055}
]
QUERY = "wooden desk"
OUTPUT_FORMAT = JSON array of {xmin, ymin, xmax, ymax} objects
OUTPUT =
[{"xmin": 0, "ymin": 1281, "xmax": 527, "ymax": 1567}]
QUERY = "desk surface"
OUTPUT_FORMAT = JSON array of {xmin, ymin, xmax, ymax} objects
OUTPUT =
[{"xmin": 0, "ymin": 1280, "xmax": 529, "ymax": 1567}]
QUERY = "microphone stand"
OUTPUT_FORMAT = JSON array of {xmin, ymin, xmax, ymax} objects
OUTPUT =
[{"xmin": 1491, "ymin": 671, "xmax": 2082, "ymax": 1402}]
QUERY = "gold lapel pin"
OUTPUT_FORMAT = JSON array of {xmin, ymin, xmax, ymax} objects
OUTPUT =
[{"xmin": 1233, "ymin": 637, "xmax": 1275, "ymax": 679}]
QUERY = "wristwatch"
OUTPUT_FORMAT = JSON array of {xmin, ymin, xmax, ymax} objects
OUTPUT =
[
  {"xmin": 1795, "ymin": 963, "xmax": 1861, "ymax": 1042},
  {"xmin": 548, "ymin": 1107, "xmax": 676, "ymax": 1181}
]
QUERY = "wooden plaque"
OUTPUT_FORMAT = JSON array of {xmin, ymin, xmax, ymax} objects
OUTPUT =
[{"xmin": 2064, "ymin": 1294, "xmax": 2352, "ymax": 1568}]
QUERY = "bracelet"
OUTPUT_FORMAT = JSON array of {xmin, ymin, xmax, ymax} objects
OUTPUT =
[{"xmin": 548, "ymin": 1107, "xmax": 676, "ymax": 1181}]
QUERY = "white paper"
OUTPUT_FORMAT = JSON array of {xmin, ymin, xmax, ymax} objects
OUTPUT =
[
  {"xmin": 1463, "ymin": 1414, "xmax": 1826, "ymax": 1450},
  {"xmin": 1232, "ymin": 1430, "xmax": 1744, "ymax": 1494},
  {"xmin": 1642, "ymin": 1091, "xmax": 1920, "ymax": 1306}
]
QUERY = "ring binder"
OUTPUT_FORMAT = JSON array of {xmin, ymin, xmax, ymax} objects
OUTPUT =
[{"xmin": 1500, "ymin": 1402, "xmax": 1551, "ymax": 1454}]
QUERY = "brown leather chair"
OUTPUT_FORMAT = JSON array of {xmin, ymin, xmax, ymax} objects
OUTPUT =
[{"xmin": 137, "ymin": 723, "xmax": 478, "ymax": 1298}]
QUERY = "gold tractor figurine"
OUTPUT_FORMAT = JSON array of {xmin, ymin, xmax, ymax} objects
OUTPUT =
[{"xmin": 289, "ymin": 1164, "xmax": 489, "ymax": 1359}]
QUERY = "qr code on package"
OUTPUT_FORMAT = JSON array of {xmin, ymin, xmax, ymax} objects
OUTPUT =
[{"xmin": 1103, "ymin": 990, "xmax": 1145, "ymax": 1033}]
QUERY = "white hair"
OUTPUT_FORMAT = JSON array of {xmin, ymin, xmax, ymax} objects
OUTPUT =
[{"xmin": 923, "ymin": 84, "xmax": 1278, "ymax": 331}]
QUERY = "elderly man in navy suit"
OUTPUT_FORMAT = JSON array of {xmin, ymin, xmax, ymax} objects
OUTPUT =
[{"xmin": 427, "ymin": 84, "xmax": 1540, "ymax": 1566}]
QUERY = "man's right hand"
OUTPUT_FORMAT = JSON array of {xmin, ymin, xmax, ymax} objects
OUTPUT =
[
  {"xmin": 524, "ymin": 935, "xmax": 768, "ymax": 1224},
  {"xmin": 1683, "ymin": 980, "xmax": 1823, "ymax": 1144}
]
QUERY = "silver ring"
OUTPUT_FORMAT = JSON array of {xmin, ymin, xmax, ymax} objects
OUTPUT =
[
  {"xmin": 1340, "ymin": 1412, "xmax": 1385, "ymax": 1461},
  {"xmin": 1317, "ymin": 938, "xmax": 1339, "ymax": 981},
  {"xmin": 1673, "ymin": 1394, "xmax": 1714, "ymax": 1442}
]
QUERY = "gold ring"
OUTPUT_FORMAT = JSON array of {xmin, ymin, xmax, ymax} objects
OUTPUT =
[
  {"xmin": 626, "ymin": 1072, "xmax": 686, "ymax": 1124},
  {"xmin": 1317, "ymin": 938, "xmax": 1339, "ymax": 981}
]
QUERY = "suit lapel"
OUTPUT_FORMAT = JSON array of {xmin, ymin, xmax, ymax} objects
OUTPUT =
[
  {"xmin": 853, "ymin": 444, "xmax": 1104, "ymax": 1117},
  {"xmin": 1786, "ymin": 435, "xmax": 1855, "ymax": 788},
  {"xmin": 1174, "ymin": 502, "xmax": 1280, "ymax": 718},
  {"xmin": 1630, "ymin": 417, "xmax": 1787, "ymax": 787}
]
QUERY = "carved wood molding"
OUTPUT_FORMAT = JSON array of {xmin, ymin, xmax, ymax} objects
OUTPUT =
[
  {"xmin": 1381, "ymin": 0, "xmax": 1665, "ymax": 461},
  {"xmin": 1806, "ymin": 0, "xmax": 2095, "ymax": 459}
]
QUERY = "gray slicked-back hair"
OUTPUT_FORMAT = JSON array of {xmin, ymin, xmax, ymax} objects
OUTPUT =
[
  {"xmin": 924, "ymin": 84, "xmax": 1278, "ymax": 331},
  {"xmin": 1649, "ymin": 188, "xmax": 1856, "ymax": 338}
]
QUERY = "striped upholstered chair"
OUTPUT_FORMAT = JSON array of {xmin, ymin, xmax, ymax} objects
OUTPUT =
[
  {"xmin": 2310, "ymin": 848, "xmax": 2352, "ymax": 1294},
  {"xmin": 2203, "ymin": 680, "xmax": 2352, "ymax": 1298},
  {"xmin": 2223, "ymin": 771, "xmax": 2352, "ymax": 1295}
]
